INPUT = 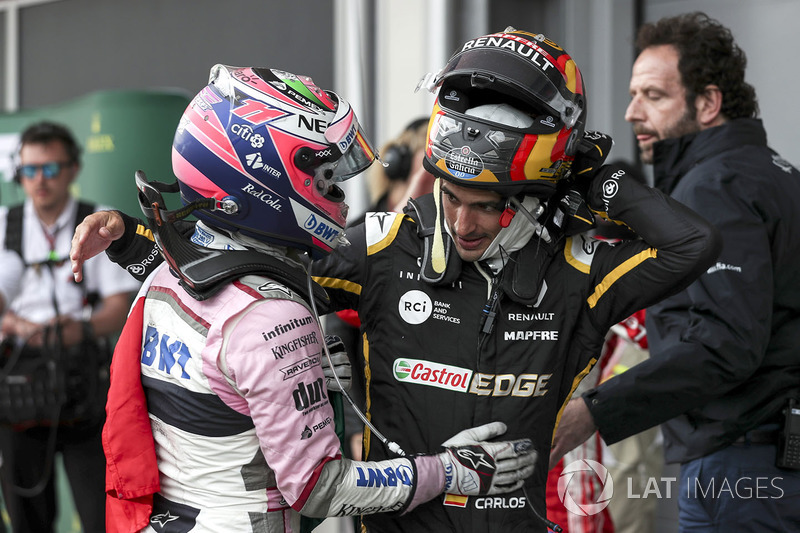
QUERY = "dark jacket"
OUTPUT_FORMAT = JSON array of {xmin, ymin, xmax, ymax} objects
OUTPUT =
[{"xmin": 585, "ymin": 119, "xmax": 800, "ymax": 463}]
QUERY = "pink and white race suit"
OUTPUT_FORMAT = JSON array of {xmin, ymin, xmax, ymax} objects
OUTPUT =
[{"xmin": 137, "ymin": 263, "xmax": 442, "ymax": 532}]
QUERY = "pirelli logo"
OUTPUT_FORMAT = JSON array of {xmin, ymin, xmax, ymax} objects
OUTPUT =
[{"xmin": 393, "ymin": 358, "xmax": 551, "ymax": 398}]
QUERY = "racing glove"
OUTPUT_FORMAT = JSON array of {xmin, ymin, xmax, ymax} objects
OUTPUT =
[
  {"xmin": 548, "ymin": 131, "xmax": 615, "ymax": 236},
  {"xmin": 572, "ymin": 130, "xmax": 614, "ymax": 179},
  {"xmin": 438, "ymin": 422, "xmax": 536, "ymax": 495},
  {"xmin": 321, "ymin": 334, "xmax": 352, "ymax": 392}
]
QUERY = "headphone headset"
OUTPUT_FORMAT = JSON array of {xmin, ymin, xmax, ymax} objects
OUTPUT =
[
  {"xmin": 382, "ymin": 143, "xmax": 412, "ymax": 182},
  {"xmin": 381, "ymin": 117, "xmax": 429, "ymax": 182}
]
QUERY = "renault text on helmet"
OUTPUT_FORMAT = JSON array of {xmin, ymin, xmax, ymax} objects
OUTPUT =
[{"xmin": 420, "ymin": 28, "xmax": 586, "ymax": 198}]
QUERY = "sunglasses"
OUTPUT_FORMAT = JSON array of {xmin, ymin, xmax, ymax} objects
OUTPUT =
[{"xmin": 16, "ymin": 161, "xmax": 72, "ymax": 180}]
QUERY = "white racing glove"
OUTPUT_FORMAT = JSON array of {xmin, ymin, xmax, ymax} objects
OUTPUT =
[
  {"xmin": 438, "ymin": 422, "xmax": 536, "ymax": 495},
  {"xmin": 321, "ymin": 334, "xmax": 352, "ymax": 392}
]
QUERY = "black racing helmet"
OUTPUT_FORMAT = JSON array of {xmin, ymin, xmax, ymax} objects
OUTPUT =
[{"xmin": 420, "ymin": 27, "xmax": 587, "ymax": 198}]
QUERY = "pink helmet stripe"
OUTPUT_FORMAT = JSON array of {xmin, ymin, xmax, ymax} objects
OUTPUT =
[
  {"xmin": 172, "ymin": 147, "xmax": 227, "ymax": 198},
  {"xmin": 186, "ymin": 105, "xmax": 245, "ymax": 173}
]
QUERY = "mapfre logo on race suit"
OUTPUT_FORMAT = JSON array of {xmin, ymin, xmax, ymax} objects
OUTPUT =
[{"xmin": 393, "ymin": 358, "xmax": 472, "ymax": 392}]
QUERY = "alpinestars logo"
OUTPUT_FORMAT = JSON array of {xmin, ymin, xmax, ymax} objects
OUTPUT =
[
  {"xmin": 246, "ymin": 152, "xmax": 265, "ymax": 169},
  {"xmin": 150, "ymin": 511, "xmax": 180, "ymax": 527},
  {"xmin": 456, "ymin": 448, "xmax": 494, "ymax": 470}
]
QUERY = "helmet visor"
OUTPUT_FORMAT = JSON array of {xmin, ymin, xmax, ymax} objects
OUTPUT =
[
  {"xmin": 324, "ymin": 92, "xmax": 378, "ymax": 181},
  {"xmin": 435, "ymin": 48, "xmax": 582, "ymax": 129}
]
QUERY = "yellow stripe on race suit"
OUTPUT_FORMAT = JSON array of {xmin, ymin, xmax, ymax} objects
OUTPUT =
[
  {"xmin": 362, "ymin": 333, "xmax": 373, "ymax": 460},
  {"xmin": 587, "ymin": 248, "xmax": 657, "ymax": 309},
  {"xmin": 136, "ymin": 223, "xmax": 155, "ymax": 242},
  {"xmin": 552, "ymin": 357, "xmax": 598, "ymax": 445},
  {"xmin": 564, "ymin": 236, "xmax": 592, "ymax": 274},
  {"xmin": 312, "ymin": 276, "xmax": 362, "ymax": 296}
]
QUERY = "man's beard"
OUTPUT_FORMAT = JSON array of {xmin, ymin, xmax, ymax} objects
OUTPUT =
[{"xmin": 639, "ymin": 106, "xmax": 700, "ymax": 164}]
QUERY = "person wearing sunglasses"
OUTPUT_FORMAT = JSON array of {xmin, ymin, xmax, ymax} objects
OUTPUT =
[{"xmin": 0, "ymin": 121, "xmax": 141, "ymax": 533}]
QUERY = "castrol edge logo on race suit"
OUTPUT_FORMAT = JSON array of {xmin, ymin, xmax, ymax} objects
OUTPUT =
[{"xmin": 393, "ymin": 358, "xmax": 552, "ymax": 398}]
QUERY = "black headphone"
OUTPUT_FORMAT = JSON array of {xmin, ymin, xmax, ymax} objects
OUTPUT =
[
  {"xmin": 381, "ymin": 117, "xmax": 429, "ymax": 182},
  {"xmin": 382, "ymin": 143, "xmax": 412, "ymax": 182}
]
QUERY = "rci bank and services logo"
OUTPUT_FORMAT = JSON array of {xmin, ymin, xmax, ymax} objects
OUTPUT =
[{"xmin": 557, "ymin": 459, "xmax": 614, "ymax": 516}]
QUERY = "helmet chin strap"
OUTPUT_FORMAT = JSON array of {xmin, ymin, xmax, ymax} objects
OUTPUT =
[
  {"xmin": 477, "ymin": 196, "xmax": 550, "ymax": 271},
  {"xmin": 431, "ymin": 178, "xmax": 448, "ymax": 274}
]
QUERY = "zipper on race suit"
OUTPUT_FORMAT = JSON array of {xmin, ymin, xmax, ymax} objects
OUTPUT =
[{"xmin": 476, "ymin": 262, "xmax": 501, "ymax": 351}]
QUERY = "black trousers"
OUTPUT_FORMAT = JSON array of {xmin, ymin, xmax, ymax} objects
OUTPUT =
[{"xmin": 0, "ymin": 418, "xmax": 105, "ymax": 533}]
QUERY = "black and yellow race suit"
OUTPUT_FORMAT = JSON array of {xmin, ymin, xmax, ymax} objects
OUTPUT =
[{"xmin": 106, "ymin": 170, "xmax": 719, "ymax": 532}]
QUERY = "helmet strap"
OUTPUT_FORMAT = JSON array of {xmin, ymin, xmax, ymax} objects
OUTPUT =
[{"xmin": 431, "ymin": 178, "xmax": 448, "ymax": 274}]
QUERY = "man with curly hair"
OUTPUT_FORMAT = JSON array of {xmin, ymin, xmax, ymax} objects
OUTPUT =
[{"xmin": 551, "ymin": 12, "xmax": 800, "ymax": 531}]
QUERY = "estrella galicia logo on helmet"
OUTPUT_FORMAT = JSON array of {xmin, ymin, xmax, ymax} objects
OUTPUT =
[{"xmin": 445, "ymin": 146, "xmax": 484, "ymax": 180}]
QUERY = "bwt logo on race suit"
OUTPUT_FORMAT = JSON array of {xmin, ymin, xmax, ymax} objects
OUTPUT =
[
  {"xmin": 141, "ymin": 325, "xmax": 192, "ymax": 379},
  {"xmin": 355, "ymin": 464, "xmax": 414, "ymax": 488}
]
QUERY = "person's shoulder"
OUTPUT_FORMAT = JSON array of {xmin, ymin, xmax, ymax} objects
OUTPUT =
[{"xmin": 360, "ymin": 210, "xmax": 413, "ymax": 253}]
